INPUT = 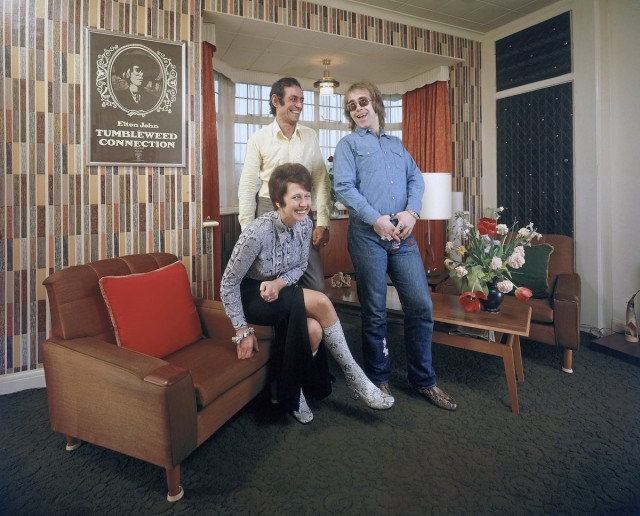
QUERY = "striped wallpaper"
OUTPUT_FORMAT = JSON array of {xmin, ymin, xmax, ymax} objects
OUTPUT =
[{"xmin": 1, "ymin": 0, "xmax": 481, "ymax": 377}]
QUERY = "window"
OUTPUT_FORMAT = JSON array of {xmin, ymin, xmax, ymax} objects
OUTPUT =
[
  {"xmin": 384, "ymin": 94, "xmax": 403, "ymax": 139},
  {"xmin": 235, "ymin": 83, "xmax": 272, "ymax": 117}
]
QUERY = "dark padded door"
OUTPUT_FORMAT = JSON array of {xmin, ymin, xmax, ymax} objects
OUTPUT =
[{"xmin": 497, "ymin": 83, "xmax": 574, "ymax": 237}]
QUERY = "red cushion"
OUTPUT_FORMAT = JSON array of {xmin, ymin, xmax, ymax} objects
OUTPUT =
[{"xmin": 99, "ymin": 261, "xmax": 202, "ymax": 358}]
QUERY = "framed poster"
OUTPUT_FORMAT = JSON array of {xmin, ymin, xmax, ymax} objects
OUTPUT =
[{"xmin": 86, "ymin": 29, "xmax": 186, "ymax": 166}]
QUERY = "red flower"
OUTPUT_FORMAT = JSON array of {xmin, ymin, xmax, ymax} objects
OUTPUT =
[
  {"xmin": 477, "ymin": 217, "xmax": 497, "ymax": 236},
  {"xmin": 459, "ymin": 291, "xmax": 488, "ymax": 312},
  {"xmin": 515, "ymin": 286, "xmax": 533, "ymax": 301}
]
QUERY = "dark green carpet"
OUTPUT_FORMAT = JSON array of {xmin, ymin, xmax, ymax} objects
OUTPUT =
[{"xmin": 2, "ymin": 314, "xmax": 639, "ymax": 515}]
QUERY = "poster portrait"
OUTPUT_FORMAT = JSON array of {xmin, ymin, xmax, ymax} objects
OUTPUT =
[{"xmin": 86, "ymin": 29, "xmax": 186, "ymax": 166}]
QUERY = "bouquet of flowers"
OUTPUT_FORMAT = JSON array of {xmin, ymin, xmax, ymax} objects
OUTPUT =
[{"xmin": 444, "ymin": 207, "xmax": 541, "ymax": 311}]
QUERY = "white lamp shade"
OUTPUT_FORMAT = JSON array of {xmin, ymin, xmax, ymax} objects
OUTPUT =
[
  {"xmin": 451, "ymin": 191, "xmax": 464, "ymax": 214},
  {"xmin": 420, "ymin": 173, "xmax": 452, "ymax": 220},
  {"xmin": 318, "ymin": 83, "xmax": 334, "ymax": 95}
]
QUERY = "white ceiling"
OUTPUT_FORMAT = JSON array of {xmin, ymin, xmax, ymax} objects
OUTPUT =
[
  {"xmin": 342, "ymin": 0, "xmax": 560, "ymax": 34},
  {"xmin": 205, "ymin": 13, "xmax": 460, "ymax": 89},
  {"xmin": 204, "ymin": 0, "xmax": 559, "ymax": 90}
]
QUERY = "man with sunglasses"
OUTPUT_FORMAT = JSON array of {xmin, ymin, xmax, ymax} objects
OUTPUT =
[
  {"xmin": 332, "ymin": 81, "xmax": 457, "ymax": 411},
  {"xmin": 238, "ymin": 77, "xmax": 331, "ymax": 292}
]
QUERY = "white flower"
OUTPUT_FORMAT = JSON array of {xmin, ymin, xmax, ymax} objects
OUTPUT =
[
  {"xmin": 455, "ymin": 266, "xmax": 468, "ymax": 277},
  {"xmin": 497, "ymin": 280, "xmax": 514, "ymax": 293},
  {"xmin": 507, "ymin": 252, "xmax": 525, "ymax": 269},
  {"xmin": 529, "ymin": 229, "xmax": 543, "ymax": 241},
  {"xmin": 447, "ymin": 208, "xmax": 544, "ymax": 297}
]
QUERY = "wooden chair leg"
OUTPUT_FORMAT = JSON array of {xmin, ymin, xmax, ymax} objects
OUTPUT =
[
  {"xmin": 166, "ymin": 465, "xmax": 184, "ymax": 502},
  {"xmin": 65, "ymin": 435, "xmax": 81, "ymax": 452},
  {"xmin": 562, "ymin": 349, "xmax": 574, "ymax": 374}
]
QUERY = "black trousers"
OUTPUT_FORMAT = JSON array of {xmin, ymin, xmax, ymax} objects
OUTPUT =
[{"xmin": 240, "ymin": 278, "xmax": 332, "ymax": 411}]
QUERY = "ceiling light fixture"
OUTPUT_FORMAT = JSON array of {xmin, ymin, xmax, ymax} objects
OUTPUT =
[{"xmin": 313, "ymin": 58, "xmax": 339, "ymax": 96}]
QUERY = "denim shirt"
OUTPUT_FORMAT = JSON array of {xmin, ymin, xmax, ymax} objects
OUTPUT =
[{"xmin": 333, "ymin": 126, "xmax": 424, "ymax": 227}]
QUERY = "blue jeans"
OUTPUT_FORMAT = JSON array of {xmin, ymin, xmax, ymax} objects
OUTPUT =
[{"xmin": 348, "ymin": 223, "xmax": 437, "ymax": 388}]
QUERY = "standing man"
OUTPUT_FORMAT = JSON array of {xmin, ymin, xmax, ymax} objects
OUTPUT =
[
  {"xmin": 332, "ymin": 81, "xmax": 457, "ymax": 411},
  {"xmin": 238, "ymin": 77, "xmax": 331, "ymax": 292}
]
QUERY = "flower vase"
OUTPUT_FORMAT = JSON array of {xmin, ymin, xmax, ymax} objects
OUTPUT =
[{"xmin": 479, "ymin": 281, "xmax": 504, "ymax": 313}]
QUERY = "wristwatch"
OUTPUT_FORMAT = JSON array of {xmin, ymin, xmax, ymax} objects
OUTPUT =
[
  {"xmin": 231, "ymin": 327, "xmax": 255, "ymax": 345},
  {"xmin": 406, "ymin": 209, "xmax": 420, "ymax": 220}
]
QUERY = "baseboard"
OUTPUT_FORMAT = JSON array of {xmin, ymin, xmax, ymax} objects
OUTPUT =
[
  {"xmin": 0, "ymin": 369, "xmax": 46, "ymax": 395},
  {"xmin": 612, "ymin": 318, "xmax": 626, "ymax": 334}
]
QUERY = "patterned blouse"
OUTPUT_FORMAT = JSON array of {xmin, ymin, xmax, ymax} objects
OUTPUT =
[{"xmin": 220, "ymin": 211, "xmax": 312, "ymax": 329}]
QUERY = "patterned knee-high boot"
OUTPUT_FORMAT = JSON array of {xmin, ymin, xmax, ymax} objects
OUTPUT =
[
  {"xmin": 291, "ymin": 389, "xmax": 314, "ymax": 424},
  {"xmin": 323, "ymin": 321, "xmax": 394, "ymax": 410}
]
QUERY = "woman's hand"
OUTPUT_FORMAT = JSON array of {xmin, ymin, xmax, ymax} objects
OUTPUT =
[
  {"xmin": 260, "ymin": 278, "xmax": 285, "ymax": 303},
  {"xmin": 236, "ymin": 334, "xmax": 259, "ymax": 360}
]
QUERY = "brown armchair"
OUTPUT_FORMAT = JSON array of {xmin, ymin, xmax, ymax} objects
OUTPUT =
[
  {"xmin": 42, "ymin": 253, "xmax": 274, "ymax": 501},
  {"xmin": 525, "ymin": 234, "xmax": 581, "ymax": 373}
]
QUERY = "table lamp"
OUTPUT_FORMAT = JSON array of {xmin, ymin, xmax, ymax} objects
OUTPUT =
[
  {"xmin": 420, "ymin": 173, "xmax": 452, "ymax": 220},
  {"xmin": 420, "ymin": 172, "xmax": 452, "ymax": 272}
]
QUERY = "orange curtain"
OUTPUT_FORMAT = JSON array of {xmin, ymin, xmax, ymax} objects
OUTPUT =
[
  {"xmin": 402, "ymin": 81, "xmax": 451, "ymax": 172},
  {"xmin": 202, "ymin": 42, "xmax": 222, "ymax": 300},
  {"xmin": 402, "ymin": 81, "xmax": 452, "ymax": 273}
]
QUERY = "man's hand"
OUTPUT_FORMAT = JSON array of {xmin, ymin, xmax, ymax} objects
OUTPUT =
[
  {"xmin": 392, "ymin": 211, "xmax": 417, "ymax": 240},
  {"xmin": 313, "ymin": 226, "xmax": 330, "ymax": 249},
  {"xmin": 373, "ymin": 215, "xmax": 398, "ymax": 241}
]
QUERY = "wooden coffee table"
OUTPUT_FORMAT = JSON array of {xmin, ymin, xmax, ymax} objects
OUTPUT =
[{"xmin": 324, "ymin": 279, "xmax": 532, "ymax": 414}]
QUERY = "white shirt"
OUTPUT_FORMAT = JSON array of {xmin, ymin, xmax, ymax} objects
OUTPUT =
[{"xmin": 237, "ymin": 120, "xmax": 331, "ymax": 230}]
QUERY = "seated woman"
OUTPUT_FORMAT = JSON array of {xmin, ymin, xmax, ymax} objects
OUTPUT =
[{"xmin": 221, "ymin": 163, "xmax": 394, "ymax": 424}]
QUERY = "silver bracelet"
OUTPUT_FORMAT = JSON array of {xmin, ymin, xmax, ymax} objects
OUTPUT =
[
  {"xmin": 406, "ymin": 208, "xmax": 420, "ymax": 220},
  {"xmin": 231, "ymin": 327, "xmax": 255, "ymax": 345}
]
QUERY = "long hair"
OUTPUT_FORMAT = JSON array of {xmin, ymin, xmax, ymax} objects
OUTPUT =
[{"xmin": 343, "ymin": 81, "xmax": 385, "ymax": 131}]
